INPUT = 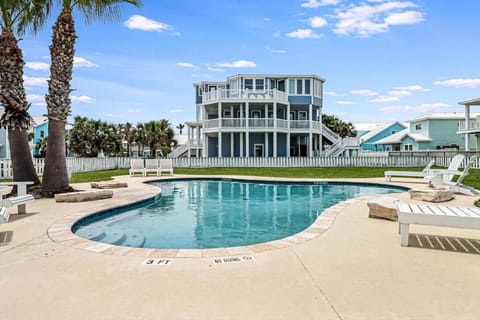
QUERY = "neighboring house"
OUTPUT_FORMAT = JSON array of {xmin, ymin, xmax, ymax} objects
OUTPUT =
[
  {"xmin": 457, "ymin": 97, "xmax": 480, "ymax": 151},
  {"xmin": 0, "ymin": 127, "xmax": 8, "ymax": 158},
  {"xmin": 31, "ymin": 116, "xmax": 48, "ymax": 157},
  {"xmin": 374, "ymin": 112, "xmax": 479, "ymax": 151},
  {"xmin": 353, "ymin": 122, "xmax": 388, "ymax": 138},
  {"xmin": 179, "ymin": 74, "xmax": 342, "ymax": 158},
  {"xmin": 359, "ymin": 121, "xmax": 408, "ymax": 151}
]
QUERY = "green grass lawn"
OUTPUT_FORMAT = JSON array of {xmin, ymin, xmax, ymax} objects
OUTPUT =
[{"xmin": 69, "ymin": 166, "xmax": 480, "ymax": 191}]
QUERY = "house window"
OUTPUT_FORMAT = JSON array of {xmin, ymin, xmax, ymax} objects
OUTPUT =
[
  {"xmin": 40, "ymin": 130, "xmax": 45, "ymax": 138},
  {"xmin": 415, "ymin": 124, "xmax": 422, "ymax": 130},
  {"xmin": 314, "ymin": 79, "xmax": 322, "ymax": 97},
  {"xmin": 404, "ymin": 144, "xmax": 413, "ymax": 151},
  {"xmin": 245, "ymin": 79, "xmax": 253, "ymax": 90},
  {"xmin": 254, "ymin": 144, "xmax": 264, "ymax": 157},
  {"xmin": 289, "ymin": 111, "xmax": 296, "ymax": 120},
  {"xmin": 391, "ymin": 130, "xmax": 398, "ymax": 134},
  {"xmin": 297, "ymin": 79, "xmax": 303, "ymax": 94},
  {"xmin": 298, "ymin": 111, "xmax": 307, "ymax": 120},
  {"xmin": 255, "ymin": 79, "xmax": 264, "ymax": 90},
  {"xmin": 251, "ymin": 110, "xmax": 261, "ymax": 118},
  {"xmin": 289, "ymin": 79, "xmax": 295, "ymax": 94},
  {"xmin": 304, "ymin": 79, "xmax": 311, "ymax": 94},
  {"xmin": 223, "ymin": 110, "xmax": 232, "ymax": 118}
]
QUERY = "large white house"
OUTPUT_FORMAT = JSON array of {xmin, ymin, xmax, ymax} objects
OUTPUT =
[{"xmin": 172, "ymin": 74, "xmax": 353, "ymax": 158}]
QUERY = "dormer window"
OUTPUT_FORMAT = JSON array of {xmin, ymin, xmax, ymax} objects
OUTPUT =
[
  {"xmin": 244, "ymin": 79, "xmax": 253, "ymax": 90},
  {"xmin": 255, "ymin": 79, "xmax": 264, "ymax": 90}
]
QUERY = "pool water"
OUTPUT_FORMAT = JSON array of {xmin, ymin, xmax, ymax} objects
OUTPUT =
[{"xmin": 73, "ymin": 179, "xmax": 406, "ymax": 249}]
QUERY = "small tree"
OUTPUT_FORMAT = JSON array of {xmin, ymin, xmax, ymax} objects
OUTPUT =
[{"xmin": 176, "ymin": 123, "xmax": 185, "ymax": 134}]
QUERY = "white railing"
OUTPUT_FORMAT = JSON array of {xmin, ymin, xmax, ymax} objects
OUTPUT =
[
  {"xmin": 458, "ymin": 119, "xmax": 480, "ymax": 131},
  {"xmin": 168, "ymin": 144, "xmax": 189, "ymax": 158},
  {"xmin": 202, "ymin": 89, "xmax": 288, "ymax": 104},
  {"xmin": 2, "ymin": 154, "xmax": 477, "ymax": 179},
  {"xmin": 204, "ymin": 118, "xmax": 320, "ymax": 131}
]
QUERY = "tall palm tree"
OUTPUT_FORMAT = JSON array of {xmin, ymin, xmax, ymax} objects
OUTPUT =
[
  {"xmin": 42, "ymin": 0, "xmax": 142, "ymax": 195},
  {"xmin": 0, "ymin": 0, "xmax": 50, "ymax": 189},
  {"xmin": 134, "ymin": 122, "xmax": 146, "ymax": 157},
  {"xmin": 176, "ymin": 123, "xmax": 185, "ymax": 135}
]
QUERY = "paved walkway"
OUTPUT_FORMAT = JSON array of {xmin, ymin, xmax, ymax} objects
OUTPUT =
[{"xmin": 1, "ymin": 175, "xmax": 479, "ymax": 320}]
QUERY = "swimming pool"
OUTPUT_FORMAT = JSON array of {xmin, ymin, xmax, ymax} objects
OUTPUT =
[{"xmin": 73, "ymin": 179, "xmax": 406, "ymax": 249}]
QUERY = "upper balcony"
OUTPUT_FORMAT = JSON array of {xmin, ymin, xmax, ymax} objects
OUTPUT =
[
  {"xmin": 203, "ymin": 118, "xmax": 322, "ymax": 133},
  {"xmin": 457, "ymin": 119, "xmax": 480, "ymax": 134},
  {"xmin": 202, "ymin": 89, "xmax": 288, "ymax": 104}
]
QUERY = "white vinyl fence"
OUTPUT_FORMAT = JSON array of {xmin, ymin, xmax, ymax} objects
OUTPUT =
[{"xmin": 1, "ymin": 155, "xmax": 478, "ymax": 179}]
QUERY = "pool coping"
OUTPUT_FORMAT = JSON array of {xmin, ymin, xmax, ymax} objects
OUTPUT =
[{"xmin": 47, "ymin": 176, "xmax": 403, "ymax": 259}]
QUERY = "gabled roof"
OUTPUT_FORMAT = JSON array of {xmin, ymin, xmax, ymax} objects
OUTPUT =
[
  {"xmin": 459, "ymin": 97, "xmax": 480, "ymax": 106},
  {"xmin": 32, "ymin": 116, "xmax": 48, "ymax": 127},
  {"xmin": 359, "ymin": 121, "xmax": 407, "ymax": 143},
  {"xmin": 374, "ymin": 129, "xmax": 431, "ymax": 145}
]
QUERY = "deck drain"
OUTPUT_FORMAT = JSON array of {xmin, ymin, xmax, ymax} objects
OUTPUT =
[{"xmin": 213, "ymin": 256, "xmax": 255, "ymax": 264}]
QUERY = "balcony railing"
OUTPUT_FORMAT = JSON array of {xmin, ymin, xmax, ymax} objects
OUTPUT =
[
  {"xmin": 202, "ymin": 89, "xmax": 288, "ymax": 104},
  {"xmin": 203, "ymin": 118, "xmax": 322, "ymax": 131},
  {"xmin": 458, "ymin": 119, "xmax": 480, "ymax": 131}
]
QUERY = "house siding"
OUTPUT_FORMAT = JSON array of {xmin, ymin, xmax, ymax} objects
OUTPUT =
[{"xmin": 361, "ymin": 123, "xmax": 407, "ymax": 151}]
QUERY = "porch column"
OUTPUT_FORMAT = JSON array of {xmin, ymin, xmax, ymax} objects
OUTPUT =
[
  {"xmin": 265, "ymin": 132, "xmax": 269, "ymax": 157},
  {"xmin": 203, "ymin": 135, "xmax": 208, "ymax": 157},
  {"xmin": 246, "ymin": 102, "xmax": 249, "ymax": 158},
  {"xmin": 240, "ymin": 132, "xmax": 244, "ymax": 157},
  {"xmin": 197, "ymin": 126, "xmax": 201, "ymax": 157},
  {"xmin": 273, "ymin": 102, "xmax": 277, "ymax": 157},
  {"xmin": 287, "ymin": 104, "xmax": 291, "ymax": 157},
  {"xmin": 465, "ymin": 104, "xmax": 470, "ymax": 151},
  {"xmin": 230, "ymin": 132, "xmax": 234, "ymax": 157},
  {"xmin": 187, "ymin": 126, "xmax": 191, "ymax": 157},
  {"xmin": 309, "ymin": 132, "xmax": 313, "ymax": 157},
  {"xmin": 218, "ymin": 133, "xmax": 222, "ymax": 158}
]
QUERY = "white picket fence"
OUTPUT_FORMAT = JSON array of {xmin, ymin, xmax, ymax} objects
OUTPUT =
[{"xmin": 1, "ymin": 155, "xmax": 478, "ymax": 179}]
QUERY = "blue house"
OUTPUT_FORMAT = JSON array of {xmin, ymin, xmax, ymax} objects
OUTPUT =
[
  {"xmin": 31, "ymin": 116, "xmax": 48, "ymax": 157},
  {"xmin": 374, "ymin": 112, "xmax": 479, "ymax": 151},
  {"xmin": 359, "ymin": 121, "xmax": 407, "ymax": 151}
]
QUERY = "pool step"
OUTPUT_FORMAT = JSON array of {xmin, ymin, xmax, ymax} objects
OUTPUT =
[
  {"xmin": 121, "ymin": 231, "xmax": 146, "ymax": 248},
  {"xmin": 77, "ymin": 226, "xmax": 105, "ymax": 242},
  {"xmin": 100, "ymin": 230, "xmax": 127, "ymax": 245}
]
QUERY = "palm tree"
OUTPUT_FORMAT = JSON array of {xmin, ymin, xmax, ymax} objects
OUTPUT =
[
  {"xmin": 122, "ymin": 122, "xmax": 134, "ymax": 156},
  {"xmin": 144, "ymin": 120, "xmax": 162, "ymax": 157},
  {"xmin": 134, "ymin": 122, "xmax": 147, "ymax": 157},
  {"xmin": 176, "ymin": 123, "xmax": 185, "ymax": 134},
  {"xmin": 0, "ymin": 0, "xmax": 50, "ymax": 189},
  {"xmin": 42, "ymin": 0, "xmax": 142, "ymax": 196}
]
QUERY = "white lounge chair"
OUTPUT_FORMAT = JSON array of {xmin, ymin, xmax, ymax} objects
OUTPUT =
[
  {"xmin": 397, "ymin": 202, "xmax": 480, "ymax": 246},
  {"xmin": 145, "ymin": 159, "xmax": 160, "ymax": 176},
  {"xmin": 129, "ymin": 159, "xmax": 145, "ymax": 176},
  {"xmin": 424, "ymin": 154, "xmax": 465, "ymax": 187},
  {"xmin": 440, "ymin": 156, "xmax": 478, "ymax": 196},
  {"xmin": 0, "ymin": 182, "xmax": 34, "ymax": 214},
  {"xmin": 159, "ymin": 159, "xmax": 174, "ymax": 176},
  {"xmin": 0, "ymin": 207, "xmax": 10, "ymax": 223},
  {"xmin": 384, "ymin": 160, "xmax": 435, "ymax": 182}
]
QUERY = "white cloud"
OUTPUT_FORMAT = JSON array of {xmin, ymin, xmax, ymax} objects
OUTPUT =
[
  {"xmin": 74, "ymin": 56, "xmax": 98, "ymax": 68},
  {"xmin": 384, "ymin": 10, "xmax": 424, "ymax": 25},
  {"xmin": 333, "ymin": 1, "xmax": 424, "ymax": 37},
  {"xmin": 369, "ymin": 95, "xmax": 400, "ymax": 103},
  {"xmin": 175, "ymin": 62, "xmax": 194, "ymax": 68},
  {"xmin": 301, "ymin": 0, "xmax": 341, "ymax": 8},
  {"xmin": 393, "ymin": 85, "xmax": 430, "ymax": 92},
  {"xmin": 71, "ymin": 95, "xmax": 95, "ymax": 104},
  {"xmin": 124, "ymin": 15, "xmax": 170, "ymax": 32},
  {"xmin": 27, "ymin": 94, "xmax": 45, "ymax": 106},
  {"xmin": 336, "ymin": 100, "xmax": 353, "ymax": 105},
  {"xmin": 324, "ymin": 91, "xmax": 345, "ymax": 96},
  {"xmin": 215, "ymin": 60, "xmax": 256, "ymax": 68},
  {"xmin": 264, "ymin": 46, "xmax": 287, "ymax": 54},
  {"xmin": 23, "ymin": 75, "xmax": 48, "ymax": 87},
  {"xmin": 207, "ymin": 67, "xmax": 224, "ymax": 72},
  {"xmin": 309, "ymin": 16, "xmax": 328, "ymax": 28},
  {"xmin": 25, "ymin": 62, "xmax": 49, "ymax": 71},
  {"xmin": 350, "ymin": 89, "xmax": 378, "ymax": 96},
  {"xmin": 433, "ymin": 78, "xmax": 480, "ymax": 89},
  {"xmin": 170, "ymin": 109, "xmax": 184, "ymax": 113},
  {"xmin": 380, "ymin": 103, "xmax": 449, "ymax": 113},
  {"xmin": 170, "ymin": 31, "xmax": 181, "ymax": 37},
  {"xmin": 286, "ymin": 28, "xmax": 322, "ymax": 39},
  {"xmin": 388, "ymin": 90, "xmax": 412, "ymax": 96}
]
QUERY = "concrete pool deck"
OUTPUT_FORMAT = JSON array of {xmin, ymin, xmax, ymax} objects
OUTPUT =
[{"xmin": 0, "ymin": 175, "xmax": 479, "ymax": 319}]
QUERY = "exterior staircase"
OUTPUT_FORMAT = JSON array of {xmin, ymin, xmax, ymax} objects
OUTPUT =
[
  {"xmin": 168, "ymin": 144, "xmax": 189, "ymax": 158},
  {"xmin": 322, "ymin": 124, "xmax": 360, "ymax": 157}
]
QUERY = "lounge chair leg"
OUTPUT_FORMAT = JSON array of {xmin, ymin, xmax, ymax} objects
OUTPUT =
[
  {"xmin": 400, "ymin": 223, "xmax": 409, "ymax": 246},
  {"xmin": 18, "ymin": 204, "xmax": 26, "ymax": 214}
]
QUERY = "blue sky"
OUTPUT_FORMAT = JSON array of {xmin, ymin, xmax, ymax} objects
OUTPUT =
[{"xmin": 20, "ymin": 0, "xmax": 480, "ymax": 130}]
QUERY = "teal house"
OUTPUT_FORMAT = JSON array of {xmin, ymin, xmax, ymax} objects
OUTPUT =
[
  {"xmin": 31, "ymin": 116, "xmax": 48, "ymax": 157},
  {"xmin": 359, "ymin": 121, "xmax": 407, "ymax": 151},
  {"xmin": 374, "ymin": 112, "xmax": 479, "ymax": 151}
]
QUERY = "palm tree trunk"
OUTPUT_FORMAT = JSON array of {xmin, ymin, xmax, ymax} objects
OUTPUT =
[
  {"xmin": 42, "ymin": 8, "xmax": 75, "ymax": 195},
  {"xmin": 0, "ymin": 27, "xmax": 41, "ymax": 187}
]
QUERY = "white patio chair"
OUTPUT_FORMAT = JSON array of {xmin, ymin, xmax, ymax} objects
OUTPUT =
[
  {"xmin": 384, "ymin": 160, "xmax": 435, "ymax": 182},
  {"xmin": 129, "ymin": 159, "xmax": 145, "ymax": 176},
  {"xmin": 145, "ymin": 159, "xmax": 160, "ymax": 176},
  {"xmin": 159, "ymin": 159, "xmax": 174, "ymax": 176},
  {"xmin": 424, "ymin": 154, "xmax": 465, "ymax": 186}
]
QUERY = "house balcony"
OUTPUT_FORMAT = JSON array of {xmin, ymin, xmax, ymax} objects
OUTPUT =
[
  {"xmin": 203, "ymin": 118, "xmax": 322, "ymax": 133},
  {"xmin": 457, "ymin": 119, "xmax": 480, "ymax": 134},
  {"xmin": 202, "ymin": 89, "xmax": 288, "ymax": 104}
]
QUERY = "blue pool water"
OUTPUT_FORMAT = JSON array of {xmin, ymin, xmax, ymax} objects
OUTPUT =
[{"xmin": 73, "ymin": 179, "xmax": 406, "ymax": 249}]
